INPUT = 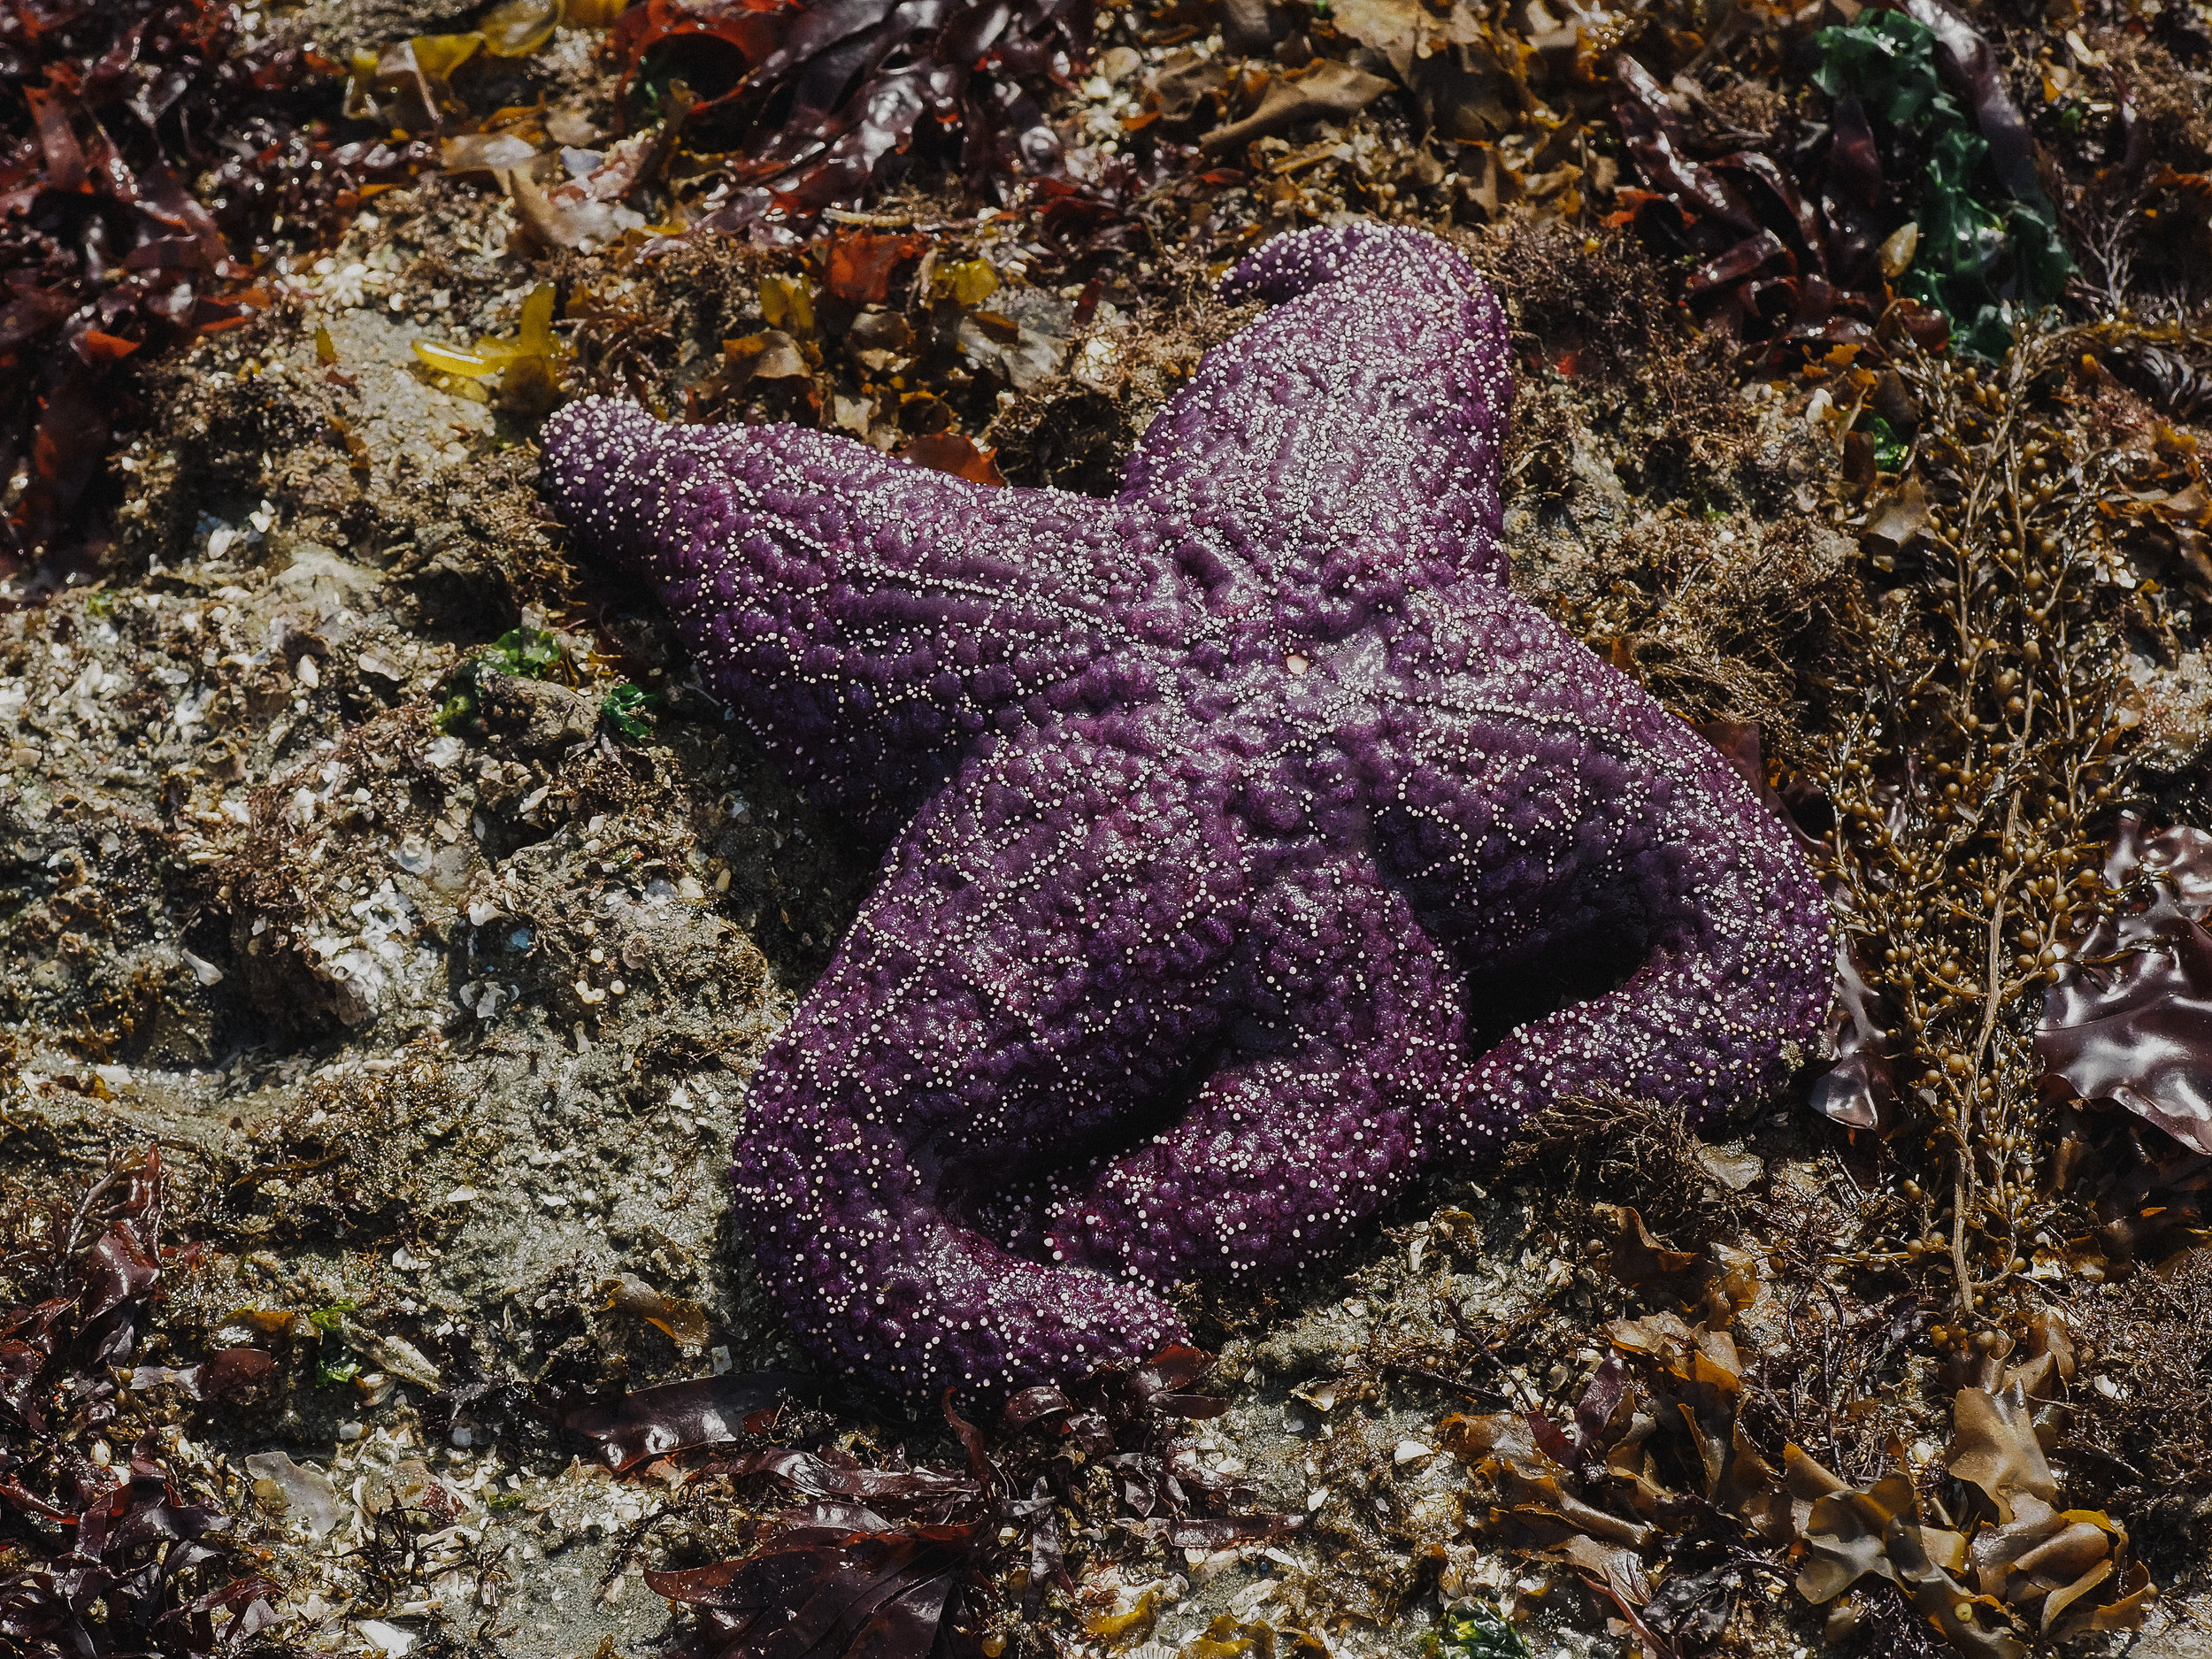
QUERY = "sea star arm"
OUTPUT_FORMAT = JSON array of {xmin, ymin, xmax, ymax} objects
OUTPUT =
[
  {"xmin": 1428, "ymin": 762, "xmax": 1832, "ymax": 1158},
  {"xmin": 1116, "ymin": 224, "xmax": 1516, "ymax": 647},
  {"xmin": 733, "ymin": 1106, "xmax": 1187, "ymax": 1407},
  {"xmin": 1042, "ymin": 1045, "xmax": 1420, "ymax": 1286},
  {"xmin": 1440, "ymin": 897, "xmax": 1819, "ymax": 1154},
  {"xmin": 727, "ymin": 718, "xmax": 1247, "ymax": 1404},
  {"xmin": 541, "ymin": 398, "xmax": 1142, "ymax": 831},
  {"xmin": 1363, "ymin": 597, "xmax": 1834, "ymax": 1153},
  {"xmin": 1041, "ymin": 889, "xmax": 1464, "ymax": 1289}
]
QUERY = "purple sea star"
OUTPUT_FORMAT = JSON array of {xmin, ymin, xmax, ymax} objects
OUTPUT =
[{"xmin": 541, "ymin": 223, "xmax": 1833, "ymax": 1409}]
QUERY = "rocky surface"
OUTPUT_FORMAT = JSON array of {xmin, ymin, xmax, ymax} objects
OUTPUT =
[{"xmin": 5, "ymin": 14, "xmax": 2212, "ymax": 1659}]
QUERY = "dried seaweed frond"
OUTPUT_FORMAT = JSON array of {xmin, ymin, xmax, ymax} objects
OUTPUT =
[
  {"xmin": 2069, "ymin": 1243, "xmax": 2212, "ymax": 1560},
  {"xmin": 1792, "ymin": 1352, "xmax": 2153, "ymax": 1652},
  {"xmin": 1435, "ymin": 1233, "xmax": 2151, "ymax": 1659}
]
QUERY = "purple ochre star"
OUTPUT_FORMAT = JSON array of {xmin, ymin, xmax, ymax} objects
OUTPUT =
[{"xmin": 541, "ymin": 223, "xmax": 1833, "ymax": 1409}]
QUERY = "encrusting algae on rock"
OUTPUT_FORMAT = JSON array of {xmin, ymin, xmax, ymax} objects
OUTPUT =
[{"xmin": 541, "ymin": 224, "xmax": 1833, "ymax": 1409}]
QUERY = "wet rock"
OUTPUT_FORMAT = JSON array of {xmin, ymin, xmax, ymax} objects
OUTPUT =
[{"xmin": 475, "ymin": 670, "xmax": 600, "ymax": 757}]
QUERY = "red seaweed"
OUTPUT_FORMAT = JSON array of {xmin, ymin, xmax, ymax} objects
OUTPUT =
[
  {"xmin": 2039, "ymin": 810, "xmax": 2212, "ymax": 1156},
  {"xmin": 612, "ymin": 0, "xmax": 1098, "ymax": 234},
  {"xmin": 611, "ymin": 1345, "xmax": 1294, "ymax": 1657},
  {"xmin": 0, "ymin": 1148, "xmax": 277, "ymax": 1657},
  {"xmin": 565, "ymin": 1370, "xmax": 819, "ymax": 1471},
  {"xmin": 1609, "ymin": 50, "xmax": 1950, "ymax": 363},
  {"xmin": 0, "ymin": 0, "xmax": 423, "ymax": 596}
]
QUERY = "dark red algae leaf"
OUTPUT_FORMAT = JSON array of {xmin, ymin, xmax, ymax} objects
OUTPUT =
[
  {"xmin": 647, "ymin": 1525, "xmax": 979, "ymax": 1659},
  {"xmin": 0, "ymin": 1147, "xmax": 275, "ymax": 1657},
  {"xmin": 640, "ymin": 1398, "xmax": 998, "ymax": 1659},
  {"xmin": 1608, "ymin": 45, "xmax": 1948, "ymax": 364},
  {"xmin": 1571, "ymin": 1352, "xmax": 1628, "ymax": 1465},
  {"xmin": 626, "ymin": 1344, "xmax": 1304, "ymax": 1656},
  {"xmin": 1124, "ymin": 1342, "xmax": 1230, "ymax": 1418},
  {"xmin": 1896, "ymin": 0, "xmax": 2041, "ymax": 204},
  {"xmin": 2039, "ymin": 810, "xmax": 2212, "ymax": 1156},
  {"xmin": 1611, "ymin": 58, "xmax": 1762, "ymax": 237},
  {"xmin": 565, "ymin": 1370, "xmax": 819, "ymax": 1471},
  {"xmin": 1, "ymin": 0, "xmax": 431, "ymax": 596},
  {"xmin": 612, "ymin": 0, "xmax": 1099, "ymax": 235},
  {"xmin": 696, "ymin": 1447, "xmax": 982, "ymax": 1522},
  {"xmin": 127, "ymin": 1346, "xmax": 278, "ymax": 1402}
]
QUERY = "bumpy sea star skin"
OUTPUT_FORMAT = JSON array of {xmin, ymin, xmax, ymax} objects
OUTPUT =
[{"xmin": 541, "ymin": 223, "xmax": 1833, "ymax": 1409}]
